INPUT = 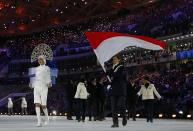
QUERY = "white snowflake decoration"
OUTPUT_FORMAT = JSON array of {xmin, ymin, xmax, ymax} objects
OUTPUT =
[{"xmin": 31, "ymin": 44, "xmax": 53, "ymax": 62}]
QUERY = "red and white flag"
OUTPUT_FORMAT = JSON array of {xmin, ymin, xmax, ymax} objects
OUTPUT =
[{"xmin": 85, "ymin": 32, "xmax": 166, "ymax": 67}]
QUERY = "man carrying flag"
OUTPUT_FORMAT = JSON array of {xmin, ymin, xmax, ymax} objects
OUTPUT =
[{"xmin": 109, "ymin": 55, "xmax": 127, "ymax": 128}]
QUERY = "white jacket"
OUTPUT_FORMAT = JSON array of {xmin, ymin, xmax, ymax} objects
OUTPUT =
[
  {"xmin": 33, "ymin": 65, "xmax": 51, "ymax": 89},
  {"xmin": 74, "ymin": 82, "xmax": 89, "ymax": 99},
  {"xmin": 8, "ymin": 99, "xmax": 13, "ymax": 108},
  {"xmin": 21, "ymin": 99, "xmax": 27, "ymax": 108},
  {"xmin": 137, "ymin": 84, "xmax": 161, "ymax": 100}
]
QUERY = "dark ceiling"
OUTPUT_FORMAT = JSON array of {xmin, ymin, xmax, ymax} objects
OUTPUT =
[{"xmin": 0, "ymin": 0, "xmax": 157, "ymax": 37}]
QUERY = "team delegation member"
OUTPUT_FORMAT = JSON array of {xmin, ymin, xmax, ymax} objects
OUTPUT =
[
  {"xmin": 137, "ymin": 77, "xmax": 161, "ymax": 123},
  {"xmin": 74, "ymin": 77, "xmax": 89, "ymax": 122}
]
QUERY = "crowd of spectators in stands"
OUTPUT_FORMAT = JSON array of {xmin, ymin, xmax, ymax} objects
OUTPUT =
[{"xmin": 0, "ymin": 0, "xmax": 192, "ymax": 59}]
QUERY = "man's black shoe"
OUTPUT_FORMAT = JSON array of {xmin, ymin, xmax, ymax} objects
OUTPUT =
[
  {"xmin": 111, "ymin": 124, "xmax": 119, "ymax": 128},
  {"xmin": 122, "ymin": 117, "xmax": 127, "ymax": 126},
  {"xmin": 67, "ymin": 118, "xmax": 73, "ymax": 120}
]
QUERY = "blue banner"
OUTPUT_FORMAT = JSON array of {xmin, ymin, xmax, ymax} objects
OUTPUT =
[{"xmin": 176, "ymin": 49, "xmax": 193, "ymax": 60}]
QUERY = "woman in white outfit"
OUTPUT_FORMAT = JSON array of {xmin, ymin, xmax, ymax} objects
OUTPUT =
[
  {"xmin": 30, "ymin": 55, "xmax": 52, "ymax": 127},
  {"xmin": 21, "ymin": 97, "xmax": 28, "ymax": 115},
  {"xmin": 137, "ymin": 76, "xmax": 161, "ymax": 123},
  {"xmin": 7, "ymin": 97, "xmax": 14, "ymax": 116},
  {"xmin": 74, "ymin": 78, "xmax": 89, "ymax": 122}
]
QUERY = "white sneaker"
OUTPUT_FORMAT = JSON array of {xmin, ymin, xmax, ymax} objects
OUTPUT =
[
  {"xmin": 44, "ymin": 118, "xmax": 49, "ymax": 126},
  {"xmin": 36, "ymin": 122, "xmax": 42, "ymax": 127}
]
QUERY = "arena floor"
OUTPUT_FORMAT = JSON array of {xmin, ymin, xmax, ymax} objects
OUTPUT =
[{"xmin": 0, "ymin": 116, "xmax": 192, "ymax": 131}]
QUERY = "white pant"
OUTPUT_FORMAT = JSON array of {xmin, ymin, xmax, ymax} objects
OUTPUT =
[{"xmin": 34, "ymin": 87, "xmax": 48, "ymax": 106}]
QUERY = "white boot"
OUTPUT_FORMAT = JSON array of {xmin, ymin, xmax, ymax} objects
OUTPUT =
[
  {"xmin": 36, "ymin": 122, "xmax": 42, "ymax": 127},
  {"xmin": 35, "ymin": 107, "xmax": 42, "ymax": 127},
  {"xmin": 43, "ymin": 108, "xmax": 49, "ymax": 125},
  {"xmin": 44, "ymin": 118, "xmax": 49, "ymax": 126}
]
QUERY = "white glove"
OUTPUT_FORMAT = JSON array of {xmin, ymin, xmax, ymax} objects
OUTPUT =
[
  {"xmin": 29, "ymin": 83, "xmax": 33, "ymax": 89},
  {"xmin": 47, "ymin": 83, "xmax": 52, "ymax": 88}
]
